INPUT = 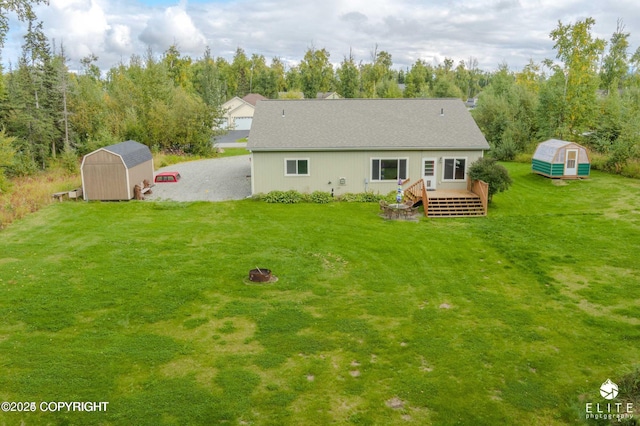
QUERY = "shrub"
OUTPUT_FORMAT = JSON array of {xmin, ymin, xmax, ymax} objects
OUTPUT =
[
  {"xmin": 589, "ymin": 152, "xmax": 608, "ymax": 171},
  {"xmin": 307, "ymin": 191, "xmax": 332, "ymax": 204},
  {"xmin": 52, "ymin": 149, "xmax": 80, "ymax": 174},
  {"xmin": 263, "ymin": 190, "xmax": 303, "ymax": 204},
  {"xmin": 336, "ymin": 192, "xmax": 387, "ymax": 203},
  {"xmin": 621, "ymin": 160, "xmax": 640, "ymax": 179},
  {"xmin": 9, "ymin": 151, "xmax": 38, "ymax": 177},
  {"xmin": 513, "ymin": 152, "xmax": 533, "ymax": 164},
  {"xmin": 491, "ymin": 137, "xmax": 518, "ymax": 161},
  {"xmin": 260, "ymin": 190, "xmax": 391, "ymax": 204},
  {"xmin": 468, "ymin": 157, "xmax": 513, "ymax": 202}
]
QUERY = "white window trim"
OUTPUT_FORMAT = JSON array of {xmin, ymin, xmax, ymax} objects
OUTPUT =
[
  {"xmin": 441, "ymin": 157, "xmax": 468, "ymax": 182},
  {"xmin": 284, "ymin": 158, "xmax": 310, "ymax": 176},
  {"xmin": 370, "ymin": 157, "xmax": 409, "ymax": 182}
]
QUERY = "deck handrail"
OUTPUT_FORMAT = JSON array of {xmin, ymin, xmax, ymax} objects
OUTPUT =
[
  {"xmin": 469, "ymin": 179, "xmax": 488, "ymax": 215},
  {"xmin": 404, "ymin": 179, "xmax": 429, "ymax": 216}
]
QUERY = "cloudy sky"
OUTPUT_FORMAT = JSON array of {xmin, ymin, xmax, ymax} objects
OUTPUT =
[{"xmin": 3, "ymin": 0, "xmax": 639, "ymax": 72}]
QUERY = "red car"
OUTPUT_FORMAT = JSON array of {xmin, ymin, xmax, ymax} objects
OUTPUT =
[{"xmin": 154, "ymin": 171, "xmax": 181, "ymax": 183}]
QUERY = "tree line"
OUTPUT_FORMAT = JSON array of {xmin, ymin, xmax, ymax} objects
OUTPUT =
[
  {"xmin": 473, "ymin": 18, "xmax": 640, "ymax": 176},
  {"xmin": 1, "ymin": 10, "xmax": 640, "ymax": 192}
]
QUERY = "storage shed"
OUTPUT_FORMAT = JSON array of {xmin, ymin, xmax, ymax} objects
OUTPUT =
[
  {"xmin": 81, "ymin": 140, "xmax": 154, "ymax": 200},
  {"xmin": 532, "ymin": 139, "xmax": 590, "ymax": 179}
]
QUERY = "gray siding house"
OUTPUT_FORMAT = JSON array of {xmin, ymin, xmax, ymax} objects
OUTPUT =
[{"xmin": 247, "ymin": 98, "xmax": 490, "ymax": 196}]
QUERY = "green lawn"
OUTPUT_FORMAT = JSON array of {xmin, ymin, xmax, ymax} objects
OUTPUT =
[{"xmin": 0, "ymin": 163, "xmax": 638, "ymax": 425}]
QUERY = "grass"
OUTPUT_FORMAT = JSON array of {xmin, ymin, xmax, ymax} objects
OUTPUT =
[
  {"xmin": 0, "ymin": 150, "xmax": 249, "ymax": 229},
  {"xmin": 0, "ymin": 163, "xmax": 639, "ymax": 425}
]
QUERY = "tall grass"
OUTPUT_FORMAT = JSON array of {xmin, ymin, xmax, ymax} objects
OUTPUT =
[{"xmin": 0, "ymin": 167, "xmax": 80, "ymax": 229}]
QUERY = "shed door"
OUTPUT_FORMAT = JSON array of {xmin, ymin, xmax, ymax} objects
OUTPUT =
[{"xmin": 565, "ymin": 149, "xmax": 578, "ymax": 176}]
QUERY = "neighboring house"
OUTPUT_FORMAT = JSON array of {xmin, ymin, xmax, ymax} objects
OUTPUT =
[
  {"xmin": 465, "ymin": 97, "xmax": 478, "ymax": 109},
  {"xmin": 316, "ymin": 92, "xmax": 341, "ymax": 99},
  {"xmin": 219, "ymin": 93, "xmax": 267, "ymax": 130},
  {"xmin": 247, "ymin": 98, "xmax": 490, "ymax": 197},
  {"xmin": 242, "ymin": 93, "xmax": 268, "ymax": 107}
]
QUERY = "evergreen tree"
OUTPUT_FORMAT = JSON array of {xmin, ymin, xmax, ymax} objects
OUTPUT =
[
  {"xmin": 0, "ymin": 0, "xmax": 47, "ymax": 49},
  {"xmin": 6, "ymin": 16, "xmax": 59, "ymax": 167},
  {"xmin": 336, "ymin": 51, "xmax": 359, "ymax": 98},
  {"xmin": 192, "ymin": 47, "xmax": 224, "ymax": 126}
]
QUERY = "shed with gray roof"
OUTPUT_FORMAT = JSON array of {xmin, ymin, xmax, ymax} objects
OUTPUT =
[
  {"xmin": 247, "ymin": 98, "xmax": 490, "ymax": 195},
  {"xmin": 81, "ymin": 140, "xmax": 154, "ymax": 200}
]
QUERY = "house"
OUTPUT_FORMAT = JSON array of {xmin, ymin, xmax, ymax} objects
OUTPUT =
[
  {"xmin": 316, "ymin": 92, "xmax": 341, "ymax": 99},
  {"xmin": 247, "ymin": 98, "xmax": 490, "ymax": 199},
  {"xmin": 532, "ymin": 139, "xmax": 591, "ymax": 179},
  {"xmin": 219, "ymin": 93, "xmax": 267, "ymax": 130},
  {"xmin": 465, "ymin": 97, "xmax": 478, "ymax": 109},
  {"xmin": 81, "ymin": 140, "xmax": 154, "ymax": 201}
]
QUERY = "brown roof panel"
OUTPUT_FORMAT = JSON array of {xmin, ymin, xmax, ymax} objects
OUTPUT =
[{"xmin": 242, "ymin": 93, "xmax": 268, "ymax": 106}]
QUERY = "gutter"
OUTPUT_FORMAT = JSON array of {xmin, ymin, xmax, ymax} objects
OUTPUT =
[{"xmin": 247, "ymin": 146, "xmax": 490, "ymax": 152}]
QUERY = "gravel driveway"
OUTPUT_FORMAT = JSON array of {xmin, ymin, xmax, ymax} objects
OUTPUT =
[{"xmin": 145, "ymin": 155, "xmax": 251, "ymax": 202}]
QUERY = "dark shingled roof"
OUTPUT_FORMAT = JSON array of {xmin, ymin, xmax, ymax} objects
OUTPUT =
[
  {"xmin": 242, "ymin": 93, "xmax": 268, "ymax": 106},
  {"xmin": 247, "ymin": 98, "xmax": 490, "ymax": 151},
  {"xmin": 103, "ymin": 140, "xmax": 152, "ymax": 168}
]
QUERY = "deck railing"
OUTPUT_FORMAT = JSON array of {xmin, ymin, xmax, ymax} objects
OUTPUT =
[
  {"xmin": 404, "ymin": 179, "xmax": 429, "ymax": 216},
  {"xmin": 468, "ymin": 179, "xmax": 489, "ymax": 215}
]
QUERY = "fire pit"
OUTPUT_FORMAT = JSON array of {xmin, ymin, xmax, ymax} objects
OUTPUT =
[{"xmin": 249, "ymin": 268, "xmax": 272, "ymax": 283}]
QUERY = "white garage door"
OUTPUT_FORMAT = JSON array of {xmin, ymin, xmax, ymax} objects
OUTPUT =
[{"xmin": 233, "ymin": 117, "xmax": 253, "ymax": 130}]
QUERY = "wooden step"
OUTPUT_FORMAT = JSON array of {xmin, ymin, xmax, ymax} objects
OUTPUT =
[
  {"xmin": 426, "ymin": 195, "xmax": 485, "ymax": 217},
  {"xmin": 429, "ymin": 201, "xmax": 483, "ymax": 207}
]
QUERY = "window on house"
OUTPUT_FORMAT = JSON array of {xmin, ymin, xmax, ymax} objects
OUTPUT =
[
  {"xmin": 285, "ymin": 159, "xmax": 309, "ymax": 176},
  {"xmin": 443, "ymin": 158, "xmax": 466, "ymax": 180},
  {"xmin": 371, "ymin": 158, "xmax": 408, "ymax": 181}
]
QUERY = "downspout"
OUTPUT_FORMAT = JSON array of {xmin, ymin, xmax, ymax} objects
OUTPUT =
[{"xmin": 249, "ymin": 152, "xmax": 255, "ymax": 196}]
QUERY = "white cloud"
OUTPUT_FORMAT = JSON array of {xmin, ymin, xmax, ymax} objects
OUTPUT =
[
  {"xmin": 38, "ymin": 0, "xmax": 109, "ymax": 60},
  {"xmin": 139, "ymin": 2, "xmax": 207, "ymax": 52},
  {"xmin": 1, "ymin": 0, "xmax": 639, "ymax": 72},
  {"xmin": 105, "ymin": 24, "xmax": 133, "ymax": 55}
]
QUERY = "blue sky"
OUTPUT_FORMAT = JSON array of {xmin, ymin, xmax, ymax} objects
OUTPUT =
[{"xmin": 3, "ymin": 0, "xmax": 639, "ymax": 73}]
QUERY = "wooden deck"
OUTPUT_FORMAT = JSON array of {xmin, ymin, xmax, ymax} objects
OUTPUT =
[
  {"xmin": 404, "ymin": 180, "xmax": 488, "ymax": 217},
  {"xmin": 427, "ymin": 189, "xmax": 478, "ymax": 198}
]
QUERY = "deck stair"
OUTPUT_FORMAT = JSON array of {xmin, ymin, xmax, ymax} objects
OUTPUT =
[{"xmin": 426, "ymin": 192, "xmax": 485, "ymax": 217}]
